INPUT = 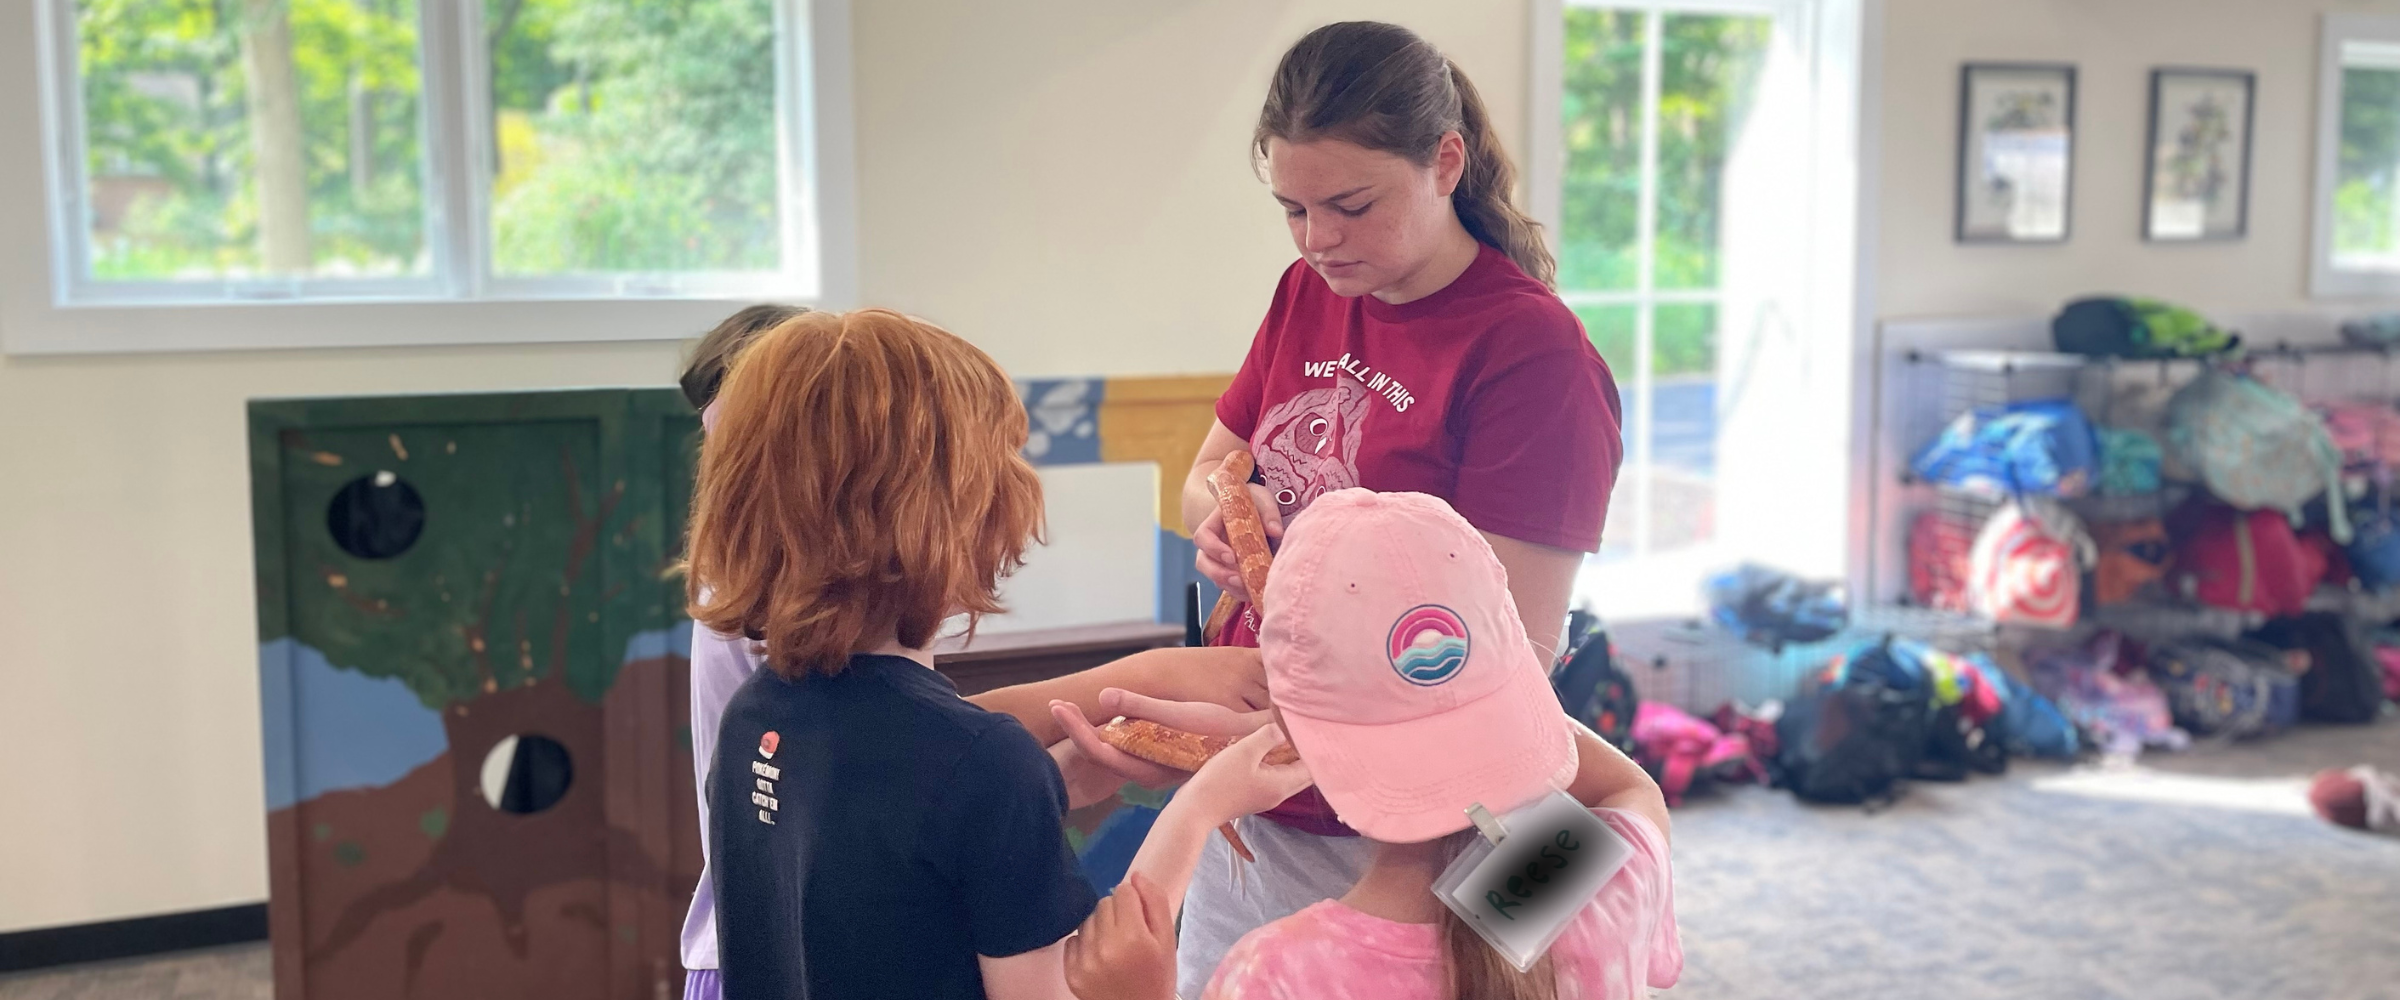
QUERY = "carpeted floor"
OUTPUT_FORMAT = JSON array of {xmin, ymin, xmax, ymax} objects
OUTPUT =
[
  {"xmin": 7, "ymin": 722, "xmax": 2395, "ymax": 1000},
  {"xmin": 1671, "ymin": 719, "xmax": 2400, "ymax": 1000}
]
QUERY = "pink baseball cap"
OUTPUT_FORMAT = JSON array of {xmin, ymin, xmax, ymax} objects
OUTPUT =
[{"xmin": 1261, "ymin": 489, "xmax": 1577, "ymax": 843}]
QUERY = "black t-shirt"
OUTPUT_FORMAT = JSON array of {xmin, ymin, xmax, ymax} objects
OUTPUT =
[{"xmin": 710, "ymin": 654, "xmax": 1097, "ymax": 1000}]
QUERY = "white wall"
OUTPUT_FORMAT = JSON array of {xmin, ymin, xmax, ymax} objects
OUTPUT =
[
  {"xmin": 1877, "ymin": 0, "xmax": 2400, "ymax": 323},
  {"xmin": 0, "ymin": 0, "xmax": 1529, "ymax": 933}
]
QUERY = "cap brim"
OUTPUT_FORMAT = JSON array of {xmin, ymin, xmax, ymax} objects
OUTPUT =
[{"xmin": 1278, "ymin": 648, "xmax": 1580, "ymax": 843}]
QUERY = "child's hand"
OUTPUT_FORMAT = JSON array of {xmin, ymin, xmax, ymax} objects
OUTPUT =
[
  {"xmin": 1179, "ymin": 723, "xmax": 1312, "ymax": 825},
  {"xmin": 1051, "ymin": 701, "xmax": 1187, "ymax": 791},
  {"xmin": 1064, "ymin": 872, "xmax": 1177, "ymax": 1000}
]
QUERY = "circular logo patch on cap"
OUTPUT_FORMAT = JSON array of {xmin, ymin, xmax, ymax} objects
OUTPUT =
[{"xmin": 1388, "ymin": 604, "xmax": 1471, "ymax": 686}]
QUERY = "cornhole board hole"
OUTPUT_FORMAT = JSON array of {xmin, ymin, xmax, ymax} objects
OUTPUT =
[{"xmin": 250, "ymin": 389, "xmax": 703, "ymax": 1000}]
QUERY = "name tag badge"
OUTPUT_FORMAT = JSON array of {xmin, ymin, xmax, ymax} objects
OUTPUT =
[{"xmin": 1429, "ymin": 789, "xmax": 1631, "ymax": 973}]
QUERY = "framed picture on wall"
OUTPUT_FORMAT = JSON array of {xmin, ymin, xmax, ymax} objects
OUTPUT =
[
  {"xmin": 1956, "ymin": 63, "xmax": 2077, "ymax": 243},
  {"xmin": 2145, "ymin": 68, "xmax": 2255, "ymax": 242}
]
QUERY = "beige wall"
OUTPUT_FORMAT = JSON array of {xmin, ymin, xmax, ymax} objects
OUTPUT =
[
  {"xmin": 1877, "ymin": 0, "xmax": 2400, "ymax": 322},
  {"xmin": 0, "ymin": 1, "xmax": 1527, "ymax": 932}
]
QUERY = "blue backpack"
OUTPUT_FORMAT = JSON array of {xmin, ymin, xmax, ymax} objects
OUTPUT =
[
  {"xmin": 1704, "ymin": 564, "xmax": 1847, "ymax": 651},
  {"xmin": 2097, "ymin": 428, "xmax": 2163, "ymax": 496},
  {"xmin": 2348, "ymin": 506, "xmax": 2400, "ymax": 590},
  {"xmin": 1960, "ymin": 653, "xmax": 2081, "ymax": 759},
  {"xmin": 1912, "ymin": 398, "xmax": 2100, "ymax": 498}
]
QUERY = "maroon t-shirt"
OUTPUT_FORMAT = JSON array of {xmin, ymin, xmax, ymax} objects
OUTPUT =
[{"xmin": 1213, "ymin": 244, "xmax": 1624, "ymax": 833}]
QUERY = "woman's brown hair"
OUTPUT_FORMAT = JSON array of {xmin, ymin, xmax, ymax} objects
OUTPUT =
[
  {"xmin": 679, "ymin": 304, "xmax": 809, "ymax": 412},
  {"xmin": 1438, "ymin": 830, "xmax": 1560, "ymax": 1000},
  {"xmin": 684, "ymin": 309, "xmax": 1044, "ymax": 679},
  {"xmin": 1256, "ymin": 21, "xmax": 1557, "ymax": 288}
]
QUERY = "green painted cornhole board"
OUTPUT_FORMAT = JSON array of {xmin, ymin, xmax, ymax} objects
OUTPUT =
[{"xmin": 250, "ymin": 389, "xmax": 701, "ymax": 1000}]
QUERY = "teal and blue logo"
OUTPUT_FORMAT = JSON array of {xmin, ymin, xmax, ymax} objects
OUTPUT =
[{"xmin": 1388, "ymin": 604, "xmax": 1470, "ymax": 686}]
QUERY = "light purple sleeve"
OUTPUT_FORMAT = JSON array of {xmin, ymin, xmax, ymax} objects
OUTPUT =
[{"xmin": 678, "ymin": 618, "xmax": 766, "ymax": 970}]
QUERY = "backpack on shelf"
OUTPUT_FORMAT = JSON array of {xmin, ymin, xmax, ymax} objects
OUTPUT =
[
  {"xmin": 2096, "ymin": 428, "xmax": 2165, "ymax": 497},
  {"xmin": 1551, "ymin": 611, "xmax": 1639, "ymax": 754},
  {"xmin": 2167, "ymin": 499, "xmax": 2325, "ymax": 618},
  {"xmin": 1968, "ymin": 500, "xmax": 2094, "ymax": 628},
  {"xmin": 1912, "ymin": 398, "xmax": 2101, "ymax": 499},
  {"xmin": 2339, "ymin": 313, "xmax": 2400, "ymax": 348},
  {"xmin": 1908, "ymin": 511, "xmax": 1977, "ymax": 612},
  {"xmin": 2346, "ymin": 506, "xmax": 2400, "ymax": 591},
  {"xmin": 2318, "ymin": 403, "xmax": 2400, "ymax": 484},
  {"xmin": 2247, "ymin": 613, "xmax": 2388, "ymax": 724},
  {"xmin": 2166, "ymin": 369, "xmax": 2351, "ymax": 544},
  {"xmin": 2054, "ymin": 297, "xmax": 2240, "ymax": 359},
  {"xmin": 2091, "ymin": 518, "xmax": 2172, "ymax": 606}
]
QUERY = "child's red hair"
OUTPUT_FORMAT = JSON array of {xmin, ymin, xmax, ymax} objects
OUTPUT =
[{"xmin": 685, "ymin": 309, "xmax": 1044, "ymax": 679}]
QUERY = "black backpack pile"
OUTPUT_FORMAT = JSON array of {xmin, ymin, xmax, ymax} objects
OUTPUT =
[
  {"xmin": 1773, "ymin": 636, "xmax": 1934, "ymax": 805},
  {"xmin": 1772, "ymin": 635, "xmax": 2008, "ymax": 805}
]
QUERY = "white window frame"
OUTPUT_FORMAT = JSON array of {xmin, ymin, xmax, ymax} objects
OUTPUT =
[
  {"xmin": 1529, "ymin": 0, "xmax": 1807, "ymax": 565},
  {"xmin": 8, "ymin": 0, "xmax": 855, "ymax": 354},
  {"xmin": 2312, "ymin": 13, "xmax": 2400, "ymax": 299},
  {"xmin": 1529, "ymin": 0, "xmax": 1874, "ymax": 610}
]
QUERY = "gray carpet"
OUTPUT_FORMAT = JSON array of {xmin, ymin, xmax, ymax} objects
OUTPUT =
[
  {"xmin": 1672, "ymin": 720, "xmax": 2400, "ymax": 1000},
  {"xmin": 7, "ymin": 723, "xmax": 2395, "ymax": 1000},
  {"xmin": 0, "ymin": 945, "xmax": 266, "ymax": 1000}
]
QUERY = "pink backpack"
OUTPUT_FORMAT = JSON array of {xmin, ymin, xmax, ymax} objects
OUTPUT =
[
  {"xmin": 1631, "ymin": 702, "xmax": 1762, "ymax": 806},
  {"xmin": 2320, "ymin": 403, "xmax": 2400, "ymax": 483}
]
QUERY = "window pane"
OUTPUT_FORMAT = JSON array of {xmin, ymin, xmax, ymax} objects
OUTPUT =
[
  {"xmin": 1575, "ymin": 304, "xmax": 1637, "ymax": 559},
  {"xmin": 1655, "ymin": 15, "xmax": 1771, "ymax": 290},
  {"xmin": 74, "ymin": 0, "xmax": 428, "ymax": 280},
  {"xmin": 1652, "ymin": 301, "xmax": 1718, "ymax": 379},
  {"xmin": 488, "ymin": 0, "xmax": 783, "ymax": 276},
  {"xmin": 1575, "ymin": 303, "xmax": 1636, "ymax": 375},
  {"xmin": 2335, "ymin": 57, "xmax": 2400, "ymax": 268},
  {"xmin": 1643, "ymin": 303, "xmax": 1716, "ymax": 553},
  {"xmin": 1586, "ymin": 303, "xmax": 1719, "ymax": 566},
  {"xmin": 1559, "ymin": 10, "xmax": 1642, "ymax": 292}
]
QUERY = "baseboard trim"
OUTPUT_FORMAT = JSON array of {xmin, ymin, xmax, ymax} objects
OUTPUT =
[{"xmin": 0, "ymin": 904, "xmax": 267, "ymax": 974}]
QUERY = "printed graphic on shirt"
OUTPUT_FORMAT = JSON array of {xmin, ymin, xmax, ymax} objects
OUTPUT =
[
  {"xmin": 1387, "ymin": 604, "xmax": 1470, "ymax": 686},
  {"xmin": 1301, "ymin": 353, "xmax": 1417, "ymax": 414},
  {"xmin": 1253, "ymin": 379, "xmax": 1374, "ymax": 522},
  {"xmin": 755, "ymin": 731, "xmax": 780, "ymax": 824}
]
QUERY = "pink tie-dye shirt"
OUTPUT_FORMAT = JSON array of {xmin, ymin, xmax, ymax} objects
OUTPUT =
[{"xmin": 1200, "ymin": 809, "xmax": 1678, "ymax": 1000}]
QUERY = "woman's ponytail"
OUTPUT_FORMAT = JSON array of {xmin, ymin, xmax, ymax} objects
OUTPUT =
[{"xmin": 1446, "ymin": 64, "xmax": 1556, "ymax": 287}]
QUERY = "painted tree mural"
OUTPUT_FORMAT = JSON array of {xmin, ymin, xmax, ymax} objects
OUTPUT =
[{"xmin": 255, "ymin": 393, "xmax": 701, "ymax": 1000}]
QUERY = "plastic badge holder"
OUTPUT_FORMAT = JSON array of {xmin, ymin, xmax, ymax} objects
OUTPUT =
[{"xmin": 1430, "ymin": 788, "xmax": 1631, "ymax": 973}]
